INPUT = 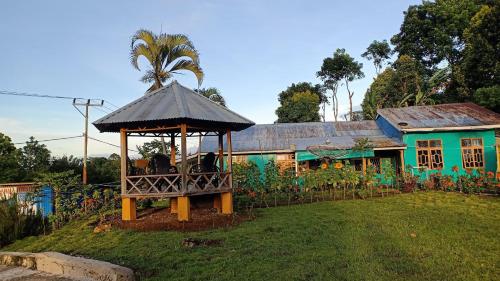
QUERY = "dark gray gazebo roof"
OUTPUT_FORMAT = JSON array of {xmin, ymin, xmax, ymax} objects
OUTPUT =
[{"xmin": 93, "ymin": 81, "xmax": 255, "ymax": 133}]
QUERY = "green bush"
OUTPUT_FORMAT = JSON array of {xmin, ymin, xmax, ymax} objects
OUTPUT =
[{"xmin": 0, "ymin": 196, "xmax": 47, "ymax": 247}]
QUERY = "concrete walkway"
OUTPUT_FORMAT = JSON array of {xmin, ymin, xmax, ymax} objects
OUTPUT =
[
  {"xmin": 0, "ymin": 265, "xmax": 76, "ymax": 280},
  {"xmin": 0, "ymin": 252, "xmax": 134, "ymax": 281}
]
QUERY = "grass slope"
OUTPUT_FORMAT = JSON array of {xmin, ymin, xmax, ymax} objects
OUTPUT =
[{"xmin": 4, "ymin": 192, "xmax": 500, "ymax": 281}]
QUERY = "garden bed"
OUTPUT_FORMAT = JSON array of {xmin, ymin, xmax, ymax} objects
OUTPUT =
[{"xmin": 107, "ymin": 207, "xmax": 251, "ymax": 232}]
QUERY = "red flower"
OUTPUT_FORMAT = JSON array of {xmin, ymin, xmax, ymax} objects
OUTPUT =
[
  {"xmin": 451, "ymin": 165, "xmax": 459, "ymax": 172},
  {"xmin": 487, "ymin": 171, "xmax": 494, "ymax": 179}
]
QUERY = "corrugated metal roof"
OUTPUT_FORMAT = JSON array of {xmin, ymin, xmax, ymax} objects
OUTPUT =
[
  {"xmin": 377, "ymin": 103, "xmax": 500, "ymax": 132},
  {"xmin": 93, "ymin": 81, "xmax": 255, "ymax": 132},
  {"xmin": 200, "ymin": 121, "xmax": 404, "ymax": 153}
]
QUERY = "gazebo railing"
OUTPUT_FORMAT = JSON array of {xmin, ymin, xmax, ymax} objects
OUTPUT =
[{"xmin": 124, "ymin": 172, "xmax": 231, "ymax": 197}]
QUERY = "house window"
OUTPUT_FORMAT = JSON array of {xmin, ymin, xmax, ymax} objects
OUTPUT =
[
  {"xmin": 461, "ymin": 138, "xmax": 484, "ymax": 168},
  {"xmin": 368, "ymin": 158, "xmax": 381, "ymax": 173},
  {"xmin": 416, "ymin": 140, "xmax": 443, "ymax": 169}
]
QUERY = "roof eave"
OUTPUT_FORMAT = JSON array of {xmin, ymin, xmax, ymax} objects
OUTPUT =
[{"xmin": 401, "ymin": 124, "xmax": 500, "ymax": 133}]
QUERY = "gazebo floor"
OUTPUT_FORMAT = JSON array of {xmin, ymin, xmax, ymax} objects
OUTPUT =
[{"xmin": 108, "ymin": 207, "xmax": 250, "ymax": 232}]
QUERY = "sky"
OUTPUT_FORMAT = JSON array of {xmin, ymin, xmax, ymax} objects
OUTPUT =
[{"xmin": 0, "ymin": 0, "xmax": 420, "ymax": 157}]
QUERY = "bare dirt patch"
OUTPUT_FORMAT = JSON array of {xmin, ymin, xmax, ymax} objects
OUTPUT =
[{"xmin": 107, "ymin": 207, "xmax": 251, "ymax": 232}]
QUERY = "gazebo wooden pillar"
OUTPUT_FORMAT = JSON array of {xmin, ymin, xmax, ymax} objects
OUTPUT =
[{"xmin": 93, "ymin": 81, "xmax": 254, "ymax": 222}]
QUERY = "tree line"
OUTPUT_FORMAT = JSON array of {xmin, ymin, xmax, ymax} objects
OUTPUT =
[
  {"xmin": 0, "ymin": 132, "xmax": 181, "ymax": 184},
  {"xmin": 276, "ymin": 0, "xmax": 499, "ymax": 123}
]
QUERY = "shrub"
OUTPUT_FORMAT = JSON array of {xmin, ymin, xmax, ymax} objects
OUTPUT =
[{"xmin": 0, "ymin": 195, "xmax": 48, "ymax": 247}]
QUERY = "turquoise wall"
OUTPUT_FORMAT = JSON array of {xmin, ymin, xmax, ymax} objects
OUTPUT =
[
  {"xmin": 403, "ymin": 130, "xmax": 497, "ymax": 177},
  {"xmin": 247, "ymin": 154, "xmax": 277, "ymax": 175}
]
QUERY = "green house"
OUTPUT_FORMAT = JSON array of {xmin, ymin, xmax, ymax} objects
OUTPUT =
[
  {"xmin": 376, "ymin": 103, "xmax": 500, "ymax": 178},
  {"xmin": 197, "ymin": 103, "xmax": 500, "ymax": 182},
  {"xmin": 198, "ymin": 121, "xmax": 406, "ymax": 182}
]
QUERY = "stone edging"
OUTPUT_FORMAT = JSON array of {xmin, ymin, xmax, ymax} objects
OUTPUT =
[{"xmin": 0, "ymin": 251, "xmax": 134, "ymax": 281}]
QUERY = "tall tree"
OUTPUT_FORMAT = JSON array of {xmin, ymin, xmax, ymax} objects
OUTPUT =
[
  {"xmin": 362, "ymin": 40, "xmax": 392, "ymax": 75},
  {"xmin": 318, "ymin": 49, "xmax": 364, "ymax": 121},
  {"xmin": 391, "ymin": 0, "xmax": 485, "ymax": 101},
  {"xmin": 195, "ymin": 87, "xmax": 227, "ymax": 107},
  {"xmin": 389, "ymin": 55, "xmax": 428, "ymax": 107},
  {"xmin": 49, "ymin": 155, "xmax": 82, "ymax": 175},
  {"xmin": 18, "ymin": 136, "xmax": 51, "ymax": 180},
  {"xmin": 361, "ymin": 68, "xmax": 395, "ymax": 119},
  {"xmin": 277, "ymin": 82, "xmax": 327, "ymax": 121},
  {"xmin": 391, "ymin": 0, "xmax": 481, "ymax": 69},
  {"xmin": 361, "ymin": 55, "xmax": 434, "ymax": 118},
  {"xmin": 130, "ymin": 29, "xmax": 204, "ymax": 92},
  {"xmin": 130, "ymin": 29, "xmax": 204, "ymax": 153},
  {"xmin": 462, "ymin": 4, "xmax": 500, "ymax": 94},
  {"xmin": 276, "ymin": 91, "xmax": 321, "ymax": 123},
  {"xmin": 0, "ymin": 132, "xmax": 20, "ymax": 183}
]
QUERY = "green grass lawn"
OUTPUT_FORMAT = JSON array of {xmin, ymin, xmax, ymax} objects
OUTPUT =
[{"xmin": 3, "ymin": 192, "xmax": 500, "ymax": 281}]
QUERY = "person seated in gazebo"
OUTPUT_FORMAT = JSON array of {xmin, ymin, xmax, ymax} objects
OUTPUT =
[{"xmin": 201, "ymin": 152, "xmax": 217, "ymax": 172}]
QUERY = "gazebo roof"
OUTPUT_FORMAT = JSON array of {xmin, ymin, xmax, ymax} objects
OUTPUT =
[{"xmin": 93, "ymin": 81, "xmax": 255, "ymax": 133}]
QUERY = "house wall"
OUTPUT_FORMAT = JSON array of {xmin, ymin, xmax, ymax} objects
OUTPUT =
[{"xmin": 403, "ymin": 130, "xmax": 497, "ymax": 177}]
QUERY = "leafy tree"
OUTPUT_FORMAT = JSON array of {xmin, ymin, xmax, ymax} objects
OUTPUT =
[
  {"xmin": 390, "ymin": 0, "xmax": 491, "ymax": 102},
  {"xmin": 388, "ymin": 55, "xmax": 429, "ymax": 107},
  {"xmin": 136, "ymin": 139, "xmax": 178, "ymax": 159},
  {"xmin": 361, "ymin": 68, "xmax": 395, "ymax": 119},
  {"xmin": 361, "ymin": 55, "xmax": 435, "ymax": 118},
  {"xmin": 87, "ymin": 157, "xmax": 120, "ymax": 184},
  {"xmin": 473, "ymin": 86, "xmax": 500, "ymax": 113},
  {"xmin": 18, "ymin": 137, "xmax": 51, "ymax": 180},
  {"xmin": 49, "ymin": 155, "xmax": 82, "ymax": 175},
  {"xmin": 462, "ymin": 4, "xmax": 500, "ymax": 93},
  {"xmin": 276, "ymin": 91, "xmax": 321, "ymax": 123},
  {"xmin": 318, "ymin": 49, "xmax": 364, "ymax": 121},
  {"xmin": 195, "ymin": 87, "xmax": 226, "ymax": 107},
  {"xmin": 362, "ymin": 40, "xmax": 392, "ymax": 74},
  {"xmin": 0, "ymin": 132, "xmax": 20, "ymax": 183},
  {"xmin": 130, "ymin": 29, "xmax": 204, "ymax": 92},
  {"xmin": 277, "ymin": 82, "xmax": 328, "ymax": 120},
  {"xmin": 391, "ymin": 0, "xmax": 481, "ymax": 69}
]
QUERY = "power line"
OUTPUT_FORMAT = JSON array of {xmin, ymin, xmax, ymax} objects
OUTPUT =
[
  {"xmin": 104, "ymin": 100, "xmax": 120, "ymax": 109},
  {"xmin": 0, "ymin": 90, "xmax": 82, "ymax": 100},
  {"xmin": 13, "ymin": 135, "xmax": 82, "ymax": 145},
  {"xmin": 88, "ymin": 136, "xmax": 138, "ymax": 152},
  {"xmin": 102, "ymin": 104, "xmax": 116, "ymax": 112},
  {"xmin": 94, "ymin": 106, "xmax": 112, "ymax": 116}
]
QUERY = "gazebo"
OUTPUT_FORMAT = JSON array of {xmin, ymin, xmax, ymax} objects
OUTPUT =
[{"xmin": 93, "ymin": 81, "xmax": 254, "ymax": 221}]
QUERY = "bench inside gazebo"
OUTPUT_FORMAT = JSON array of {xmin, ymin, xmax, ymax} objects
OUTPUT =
[{"xmin": 93, "ymin": 81, "xmax": 254, "ymax": 221}]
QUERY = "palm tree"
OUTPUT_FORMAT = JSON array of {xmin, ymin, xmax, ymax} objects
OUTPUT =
[
  {"xmin": 130, "ymin": 29, "xmax": 204, "ymax": 154},
  {"xmin": 195, "ymin": 88, "xmax": 226, "ymax": 107},
  {"xmin": 130, "ymin": 29, "xmax": 204, "ymax": 92}
]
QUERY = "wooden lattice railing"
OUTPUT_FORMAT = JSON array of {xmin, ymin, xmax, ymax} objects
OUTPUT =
[{"xmin": 124, "ymin": 172, "xmax": 231, "ymax": 197}]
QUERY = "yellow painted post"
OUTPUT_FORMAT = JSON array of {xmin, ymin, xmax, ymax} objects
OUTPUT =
[
  {"xmin": 221, "ymin": 192, "xmax": 233, "ymax": 214},
  {"xmin": 496, "ymin": 144, "xmax": 500, "ymax": 180},
  {"xmin": 170, "ymin": 135, "xmax": 176, "ymax": 166},
  {"xmin": 170, "ymin": 197, "xmax": 178, "ymax": 214},
  {"xmin": 362, "ymin": 158, "xmax": 367, "ymax": 175},
  {"xmin": 122, "ymin": 197, "xmax": 136, "ymax": 221},
  {"xmin": 120, "ymin": 129, "xmax": 128, "ymax": 196},
  {"xmin": 177, "ymin": 196, "xmax": 191, "ymax": 221},
  {"xmin": 213, "ymin": 194, "xmax": 222, "ymax": 213}
]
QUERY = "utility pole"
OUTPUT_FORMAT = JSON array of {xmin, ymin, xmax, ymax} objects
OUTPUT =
[{"xmin": 73, "ymin": 98, "xmax": 104, "ymax": 184}]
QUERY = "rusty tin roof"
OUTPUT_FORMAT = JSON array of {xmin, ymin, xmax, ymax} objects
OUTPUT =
[
  {"xmin": 200, "ymin": 121, "xmax": 404, "ymax": 153},
  {"xmin": 377, "ymin": 103, "xmax": 500, "ymax": 132}
]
